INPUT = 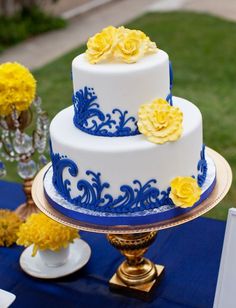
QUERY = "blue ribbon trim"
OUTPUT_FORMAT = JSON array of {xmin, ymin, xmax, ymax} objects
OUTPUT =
[{"xmin": 44, "ymin": 174, "xmax": 216, "ymax": 226}]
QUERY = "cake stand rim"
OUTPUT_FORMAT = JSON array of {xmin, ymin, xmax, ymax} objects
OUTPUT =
[{"xmin": 32, "ymin": 147, "xmax": 232, "ymax": 234}]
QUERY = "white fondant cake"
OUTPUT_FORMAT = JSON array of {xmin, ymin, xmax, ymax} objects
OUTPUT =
[{"xmin": 45, "ymin": 26, "xmax": 216, "ymax": 226}]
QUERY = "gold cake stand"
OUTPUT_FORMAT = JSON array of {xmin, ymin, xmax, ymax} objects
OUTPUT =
[{"xmin": 32, "ymin": 147, "xmax": 232, "ymax": 300}]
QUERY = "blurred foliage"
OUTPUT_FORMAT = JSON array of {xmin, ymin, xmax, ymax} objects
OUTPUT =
[
  {"xmin": 0, "ymin": 5, "xmax": 66, "ymax": 52},
  {"xmin": 17, "ymin": 0, "xmax": 59, "ymax": 9}
]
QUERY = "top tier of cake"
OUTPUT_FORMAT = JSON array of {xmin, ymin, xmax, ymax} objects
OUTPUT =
[{"xmin": 72, "ymin": 50, "xmax": 172, "ymax": 137}]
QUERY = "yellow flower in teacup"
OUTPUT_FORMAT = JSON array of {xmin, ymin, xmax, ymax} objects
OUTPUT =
[
  {"xmin": 170, "ymin": 176, "xmax": 201, "ymax": 208},
  {"xmin": 86, "ymin": 26, "xmax": 118, "ymax": 64},
  {"xmin": 17, "ymin": 213, "xmax": 79, "ymax": 257},
  {"xmin": 137, "ymin": 98, "xmax": 183, "ymax": 144}
]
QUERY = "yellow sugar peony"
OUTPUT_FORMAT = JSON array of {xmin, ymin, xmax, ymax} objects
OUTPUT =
[
  {"xmin": 0, "ymin": 62, "xmax": 36, "ymax": 116},
  {"xmin": 85, "ymin": 26, "xmax": 158, "ymax": 64},
  {"xmin": 86, "ymin": 26, "xmax": 118, "ymax": 64},
  {"xmin": 0, "ymin": 209, "xmax": 22, "ymax": 247},
  {"xmin": 137, "ymin": 98, "xmax": 183, "ymax": 144},
  {"xmin": 170, "ymin": 176, "xmax": 201, "ymax": 208},
  {"xmin": 17, "ymin": 213, "xmax": 79, "ymax": 256}
]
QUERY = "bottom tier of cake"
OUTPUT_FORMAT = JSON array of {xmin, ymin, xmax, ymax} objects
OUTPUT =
[
  {"xmin": 46, "ymin": 95, "xmax": 216, "ymax": 225},
  {"xmin": 44, "ymin": 152, "xmax": 216, "ymax": 226}
]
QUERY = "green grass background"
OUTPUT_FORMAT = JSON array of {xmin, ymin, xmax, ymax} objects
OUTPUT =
[{"xmin": 4, "ymin": 12, "xmax": 236, "ymax": 220}]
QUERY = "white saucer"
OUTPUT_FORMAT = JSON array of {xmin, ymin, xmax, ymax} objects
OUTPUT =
[
  {"xmin": 19, "ymin": 238, "xmax": 91, "ymax": 279},
  {"xmin": 0, "ymin": 289, "xmax": 16, "ymax": 308}
]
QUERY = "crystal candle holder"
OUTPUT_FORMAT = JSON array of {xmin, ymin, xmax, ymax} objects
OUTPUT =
[{"xmin": 0, "ymin": 97, "xmax": 49, "ymax": 220}]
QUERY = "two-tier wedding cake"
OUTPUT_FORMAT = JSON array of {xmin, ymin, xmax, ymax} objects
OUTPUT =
[{"xmin": 44, "ymin": 26, "xmax": 216, "ymax": 226}]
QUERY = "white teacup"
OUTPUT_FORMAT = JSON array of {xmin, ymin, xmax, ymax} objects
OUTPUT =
[{"xmin": 38, "ymin": 246, "xmax": 70, "ymax": 267}]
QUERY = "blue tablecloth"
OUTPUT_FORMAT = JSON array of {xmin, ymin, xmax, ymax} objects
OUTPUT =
[{"xmin": 0, "ymin": 180, "xmax": 225, "ymax": 308}]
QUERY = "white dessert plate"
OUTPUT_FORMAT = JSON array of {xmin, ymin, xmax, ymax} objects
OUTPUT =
[
  {"xmin": 19, "ymin": 238, "xmax": 91, "ymax": 279},
  {"xmin": 0, "ymin": 289, "xmax": 16, "ymax": 308}
]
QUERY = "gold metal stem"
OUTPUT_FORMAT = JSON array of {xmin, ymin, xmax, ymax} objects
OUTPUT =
[
  {"xmin": 107, "ymin": 232, "xmax": 165, "ymax": 300},
  {"xmin": 108, "ymin": 232, "xmax": 159, "ymax": 286},
  {"xmin": 15, "ymin": 178, "xmax": 38, "ymax": 220}
]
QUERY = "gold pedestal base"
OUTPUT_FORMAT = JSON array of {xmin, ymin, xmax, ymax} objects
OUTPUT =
[
  {"xmin": 109, "ymin": 264, "xmax": 164, "ymax": 301},
  {"xmin": 107, "ymin": 232, "xmax": 164, "ymax": 300},
  {"xmin": 15, "ymin": 179, "xmax": 38, "ymax": 220}
]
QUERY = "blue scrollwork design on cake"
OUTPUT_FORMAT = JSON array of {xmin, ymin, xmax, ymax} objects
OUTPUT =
[
  {"xmin": 169, "ymin": 61, "xmax": 174, "ymax": 91},
  {"xmin": 167, "ymin": 61, "xmax": 174, "ymax": 106},
  {"xmin": 197, "ymin": 144, "xmax": 208, "ymax": 187},
  {"xmin": 50, "ymin": 148, "xmax": 109, "ymax": 208},
  {"xmin": 166, "ymin": 92, "xmax": 173, "ymax": 106},
  {"xmin": 73, "ymin": 86, "xmax": 139, "ymax": 137},
  {"xmin": 102, "ymin": 181, "xmax": 173, "ymax": 213},
  {"xmin": 50, "ymin": 145, "xmax": 78, "ymax": 199},
  {"xmin": 74, "ymin": 171, "xmax": 110, "ymax": 208},
  {"xmin": 50, "ymin": 144, "xmax": 174, "ymax": 213},
  {"xmin": 73, "ymin": 86, "xmax": 174, "ymax": 137},
  {"xmin": 50, "ymin": 142, "xmax": 208, "ymax": 214}
]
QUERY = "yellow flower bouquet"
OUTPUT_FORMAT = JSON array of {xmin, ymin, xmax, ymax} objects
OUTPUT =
[
  {"xmin": 17, "ymin": 213, "xmax": 79, "ymax": 266},
  {"xmin": 0, "ymin": 209, "xmax": 22, "ymax": 247},
  {"xmin": 0, "ymin": 62, "xmax": 36, "ymax": 117}
]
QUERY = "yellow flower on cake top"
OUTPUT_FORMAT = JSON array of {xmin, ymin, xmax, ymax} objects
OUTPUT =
[
  {"xmin": 114, "ymin": 28, "xmax": 145, "ymax": 63},
  {"xmin": 86, "ymin": 26, "xmax": 118, "ymax": 64},
  {"xmin": 170, "ymin": 176, "xmax": 201, "ymax": 208},
  {"xmin": 85, "ymin": 25, "xmax": 158, "ymax": 64},
  {"xmin": 0, "ymin": 62, "xmax": 36, "ymax": 116},
  {"xmin": 114, "ymin": 27, "xmax": 157, "ymax": 63},
  {"xmin": 137, "ymin": 98, "xmax": 183, "ymax": 144}
]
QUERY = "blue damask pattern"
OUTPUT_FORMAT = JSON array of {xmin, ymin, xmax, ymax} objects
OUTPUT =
[
  {"xmin": 73, "ymin": 86, "xmax": 174, "ymax": 137},
  {"xmin": 166, "ymin": 92, "xmax": 173, "ymax": 105},
  {"xmin": 197, "ymin": 144, "xmax": 208, "ymax": 187},
  {"xmin": 50, "ymin": 142, "xmax": 208, "ymax": 214},
  {"xmin": 73, "ymin": 87, "xmax": 139, "ymax": 137},
  {"xmin": 168, "ymin": 61, "xmax": 174, "ymax": 106},
  {"xmin": 169, "ymin": 61, "xmax": 174, "ymax": 91},
  {"xmin": 50, "ymin": 143, "xmax": 174, "ymax": 213}
]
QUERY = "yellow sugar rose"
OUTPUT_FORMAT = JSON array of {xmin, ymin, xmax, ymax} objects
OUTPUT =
[
  {"xmin": 117, "ymin": 27, "xmax": 148, "ymax": 43},
  {"xmin": 114, "ymin": 28, "xmax": 147, "ymax": 63},
  {"xmin": 86, "ymin": 26, "xmax": 118, "ymax": 64},
  {"xmin": 137, "ymin": 98, "xmax": 183, "ymax": 144},
  {"xmin": 85, "ymin": 26, "xmax": 158, "ymax": 64},
  {"xmin": 0, "ymin": 62, "xmax": 36, "ymax": 116},
  {"xmin": 170, "ymin": 177, "xmax": 201, "ymax": 208},
  {"xmin": 114, "ymin": 27, "xmax": 157, "ymax": 63},
  {"xmin": 129, "ymin": 29, "xmax": 157, "ymax": 54}
]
